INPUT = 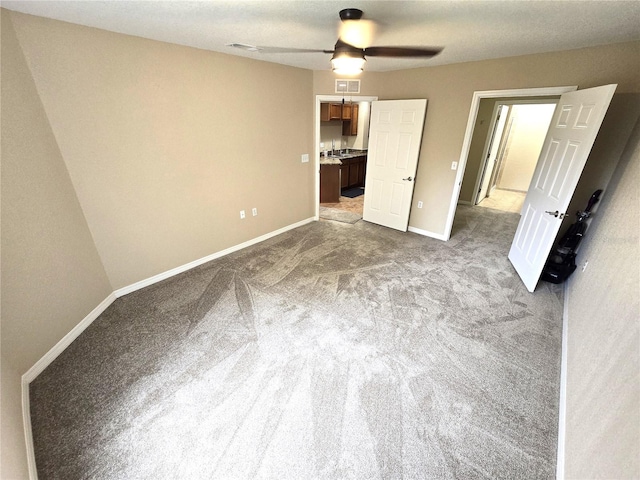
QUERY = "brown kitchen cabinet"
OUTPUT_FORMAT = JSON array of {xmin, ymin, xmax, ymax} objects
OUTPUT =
[
  {"xmin": 320, "ymin": 102, "xmax": 356, "ymax": 123},
  {"xmin": 320, "ymin": 164, "xmax": 341, "ymax": 203},
  {"xmin": 339, "ymin": 155, "xmax": 367, "ymax": 192},
  {"xmin": 342, "ymin": 104, "xmax": 359, "ymax": 136},
  {"xmin": 320, "ymin": 103, "xmax": 342, "ymax": 121}
]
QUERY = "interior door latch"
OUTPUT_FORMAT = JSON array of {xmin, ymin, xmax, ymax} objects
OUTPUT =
[{"xmin": 545, "ymin": 210, "xmax": 566, "ymax": 219}]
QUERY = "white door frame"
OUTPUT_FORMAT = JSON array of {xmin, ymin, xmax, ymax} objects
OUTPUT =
[
  {"xmin": 473, "ymin": 103, "xmax": 510, "ymax": 205},
  {"xmin": 315, "ymin": 95, "xmax": 378, "ymax": 220},
  {"xmin": 444, "ymin": 86, "xmax": 577, "ymax": 241}
]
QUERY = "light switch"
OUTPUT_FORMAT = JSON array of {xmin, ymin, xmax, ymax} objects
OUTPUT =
[
  {"xmin": 301, "ymin": 154, "xmax": 309, "ymax": 163},
  {"xmin": 451, "ymin": 161, "xmax": 458, "ymax": 170}
]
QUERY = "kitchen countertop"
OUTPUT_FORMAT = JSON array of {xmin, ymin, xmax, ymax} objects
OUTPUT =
[
  {"xmin": 319, "ymin": 149, "xmax": 367, "ymax": 165},
  {"xmin": 320, "ymin": 157, "xmax": 342, "ymax": 165}
]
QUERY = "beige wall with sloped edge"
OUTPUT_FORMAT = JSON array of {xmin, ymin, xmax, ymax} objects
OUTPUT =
[
  {"xmin": 1, "ymin": 9, "xmax": 113, "ymax": 379},
  {"xmin": 9, "ymin": 11, "xmax": 315, "ymax": 290},
  {"xmin": 1, "ymin": 10, "xmax": 114, "ymax": 478},
  {"xmin": 563, "ymin": 117, "xmax": 640, "ymax": 480},
  {"xmin": 376, "ymin": 41, "xmax": 640, "ymax": 236}
]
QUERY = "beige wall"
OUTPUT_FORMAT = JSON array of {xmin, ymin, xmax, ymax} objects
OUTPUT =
[
  {"xmin": 316, "ymin": 42, "xmax": 640, "ymax": 236},
  {"xmin": 10, "ymin": 11, "xmax": 315, "ymax": 290},
  {"xmin": 1, "ymin": 10, "xmax": 114, "ymax": 477},
  {"xmin": 497, "ymin": 103, "xmax": 556, "ymax": 191},
  {"xmin": 564, "ymin": 117, "xmax": 639, "ymax": 479},
  {"xmin": 320, "ymin": 122, "xmax": 344, "ymax": 152},
  {"xmin": 459, "ymin": 97, "xmax": 499, "ymax": 203},
  {"xmin": 1, "ymin": 9, "xmax": 114, "ymax": 379}
]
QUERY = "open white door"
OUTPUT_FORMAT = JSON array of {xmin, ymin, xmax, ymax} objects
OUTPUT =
[
  {"xmin": 363, "ymin": 99, "xmax": 427, "ymax": 231},
  {"xmin": 508, "ymin": 84, "xmax": 616, "ymax": 292}
]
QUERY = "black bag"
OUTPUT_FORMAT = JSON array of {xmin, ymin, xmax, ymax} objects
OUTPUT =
[
  {"xmin": 541, "ymin": 190, "xmax": 602, "ymax": 284},
  {"xmin": 541, "ymin": 254, "xmax": 577, "ymax": 284}
]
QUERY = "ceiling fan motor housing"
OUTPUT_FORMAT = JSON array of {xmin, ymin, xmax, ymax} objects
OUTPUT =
[{"xmin": 339, "ymin": 9, "xmax": 364, "ymax": 21}]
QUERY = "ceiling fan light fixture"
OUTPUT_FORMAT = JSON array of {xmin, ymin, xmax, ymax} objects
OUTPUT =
[{"xmin": 331, "ymin": 51, "xmax": 366, "ymax": 75}]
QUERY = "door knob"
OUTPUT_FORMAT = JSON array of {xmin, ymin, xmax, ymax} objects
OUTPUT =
[
  {"xmin": 402, "ymin": 176, "xmax": 413, "ymax": 181},
  {"xmin": 545, "ymin": 210, "xmax": 566, "ymax": 219}
]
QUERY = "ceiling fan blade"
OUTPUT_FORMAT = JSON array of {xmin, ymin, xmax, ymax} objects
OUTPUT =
[
  {"xmin": 363, "ymin": 46, "xmax": 443, "ymax": 58},
  {"xmin": 256, "ymin": 46, "xmax": 332, "ymax": 54}
]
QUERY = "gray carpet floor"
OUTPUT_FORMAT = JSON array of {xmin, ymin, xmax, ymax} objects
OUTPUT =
[{"xmin": 30, "ymin": 205, "xmax": 563, "ymax": 479}]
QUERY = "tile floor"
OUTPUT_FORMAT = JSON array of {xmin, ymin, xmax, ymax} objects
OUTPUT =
[
  {"xmin": 321, "ymin": 188, "xmax": 526, "ymax": 218},
  {"xmin": 476, "ymin": 188, "xmax": 526, "ymax": 214},
  {"xmin": 320, "ymin": 192, "xmax": 364, "ymax": 215}
]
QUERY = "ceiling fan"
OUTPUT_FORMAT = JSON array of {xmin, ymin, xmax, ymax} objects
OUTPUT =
[{"xmin": 228, "ymin": 8, "xmax": 442, "ymax": 75}]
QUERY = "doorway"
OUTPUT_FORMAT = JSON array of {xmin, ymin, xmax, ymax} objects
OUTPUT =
[
  {"xmin": 315, "ymin": 95, "xmax": 378, "ymax": 220},
  {"xmin": 469, "ymin": 101, "xmax": 558, "ymax": 213},
  {"xmin": 445, "ymin": 86, "xmax": 578, "ymax": 240}
]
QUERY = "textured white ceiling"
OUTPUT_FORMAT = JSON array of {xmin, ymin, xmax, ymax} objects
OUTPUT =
[{"xmin": 3, "ymin": 0, "xmax": 640, "ymax": 72}]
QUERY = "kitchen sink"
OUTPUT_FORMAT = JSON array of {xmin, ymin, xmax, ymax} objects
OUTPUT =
[{"xmin": 328, "ymin": 152, "xmax": 362, "ymax": 159}]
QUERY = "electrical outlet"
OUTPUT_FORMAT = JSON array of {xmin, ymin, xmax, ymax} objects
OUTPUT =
[
  {"xmin": 301, "ymin": 153, "xmax": 309, "ymax": 163},
  {"xmin": 252, "ymin": 208, "xmax": 258, "ymax": 216},
  {"xmin": 417, "ymin": 201, "xmax": 424, "ymax": 208},
  {"xmin": 240, "ymin": 210, "xmax": 246, "ymax": 219},
  {"xmin": 451, "ymin": 161, "xmax": 458, "ymax": 170}
]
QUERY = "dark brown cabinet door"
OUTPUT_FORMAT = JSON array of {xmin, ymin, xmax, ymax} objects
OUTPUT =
[
  {"xmin": 349, "ymin": 160, "xmax": 359, "ymax": 186},
  {"xmin": 329, "ymin": 104, "xmax": 342, "ymax": 120},
  {"xmin": 339, "ymin": 156, "xmax": 368, "ymax": 192},
  {"xmin": 341, "ymin": 164, "xmax": 349, "ymax": 188},
  {"xmin": 320, "ymin": 103, "xmax": 330, "ymax": 122},
  {"xmin": 320, "ymin": 164, "xmax": 340, "ymax": 203},
  {"xmin": 350, "ymin": 104, "xmax": 359, "ymax": 135},
  {"xmin": 341, "ymin": 104, "xmax": 358, "ymax": 136},
  {"xmin": 321, "ymin": 103, "xmax": 345, "ymax": 121},
  {"xmin": 358, "ymin": 156, "xmax": 367, "ymax": 186},
  {"xmin": 341, "ymin": 104, "xmax": 351, "ymax": 120}
]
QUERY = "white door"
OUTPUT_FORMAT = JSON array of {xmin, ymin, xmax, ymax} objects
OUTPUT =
[
  {"xmin": 508, "ymin": 84, "xmax": 617, "ymax": 292},
  {"xmin": 363, "ymin": 99, "xmax": 427, "ymax": 231},
  {"xmin": 477, "ymin": 105, "xmax": 509, "ymax": 204}
]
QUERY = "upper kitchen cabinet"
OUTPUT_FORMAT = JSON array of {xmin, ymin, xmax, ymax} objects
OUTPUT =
[
  {"xmin": 342, "ymin": 104, "xmax": 359, "ymax": 136},
  {"xmin": 320, "ymin": 102, "xmax": 356, "ymax": 122},
  {"xmin": 320, "ymin": 103, "xmax": 342, "ymax": 121}
]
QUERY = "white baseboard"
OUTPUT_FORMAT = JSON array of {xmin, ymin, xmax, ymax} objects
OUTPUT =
[
  {"xmin": 22, "ymin": 293, "xmax": 117, "ymax": 384},
  {"xmin": 556, "ymin": 282, "xmax": 569, "ymax": 480},
  {"xmin": 408, "ymin": 225, "xmax": 448, "ymax": 241},
  {"xmin": 114, "ymin": 217, "xmax": 315, "ymax": 297},
  {"xmin": 22, "ymin": 375, "xmax": 36, "ymax": 479},
  {"xmin": 21, "ymin": 217, "xmax": 316, "ymax": 479},
  {"xmin": 22, "ymin": 292, "xmax": 117, "ymax": 480}
]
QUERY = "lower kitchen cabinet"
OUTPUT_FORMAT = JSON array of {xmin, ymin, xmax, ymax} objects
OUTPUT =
[
  {"xmin": 339, "ymin": 155, "xmax": 367, "ymax": 191},
  {"xmin": 320, "ymin": 164, "xmax": 340, "ymax": 203}
]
